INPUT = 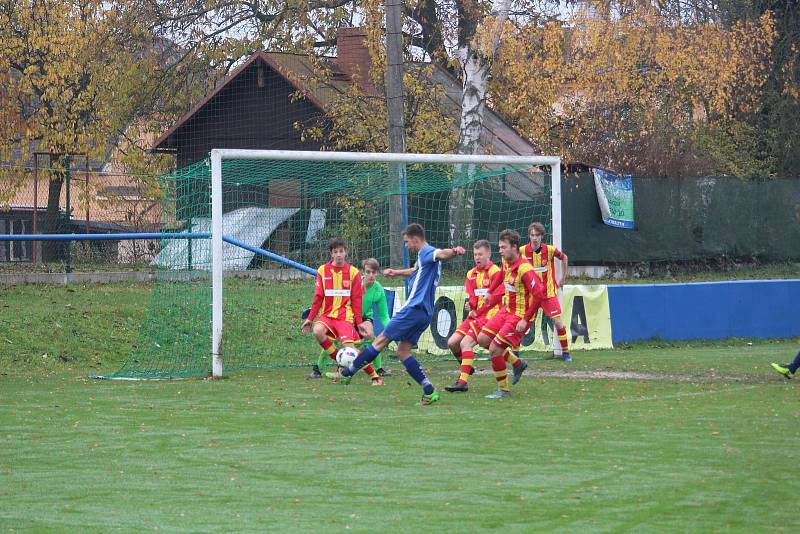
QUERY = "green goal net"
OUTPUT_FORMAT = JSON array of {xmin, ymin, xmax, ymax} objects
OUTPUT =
[{"xmin": 103, "ymin": 152, "xmax": 557, "ymax": 379}]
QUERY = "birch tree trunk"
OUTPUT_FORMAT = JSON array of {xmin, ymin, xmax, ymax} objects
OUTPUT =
[
  {"xmin": 386, "ymin": 0, "xmax": 407, "ymax": 267},
  {"xmin": 450, "ymin": 0, "xmax": 511, "ymax": 251}
]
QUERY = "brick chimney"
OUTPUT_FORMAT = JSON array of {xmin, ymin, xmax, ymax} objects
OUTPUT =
[{"xmin": 335, "ymin": 27, "xmax": 376, "ymax": 95}]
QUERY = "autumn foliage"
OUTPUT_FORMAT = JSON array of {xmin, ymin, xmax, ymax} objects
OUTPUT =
[
  {"xmin": 0, "ymin": 0, "xmax": 797, "ymax": 180},
  {"xmin": 490, "ymin": 8, "xmax": 779, "ymax": 177}
]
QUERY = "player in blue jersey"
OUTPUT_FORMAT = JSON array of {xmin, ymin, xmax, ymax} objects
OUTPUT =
[{"xmin": 330, "ymin": 223, "xmax": 465, "ymax": 405}]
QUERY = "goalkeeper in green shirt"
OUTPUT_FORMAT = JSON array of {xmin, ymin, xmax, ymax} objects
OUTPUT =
[{"xmin": 309, "ymin": 258, "xmax": 392, "ymax": 377}]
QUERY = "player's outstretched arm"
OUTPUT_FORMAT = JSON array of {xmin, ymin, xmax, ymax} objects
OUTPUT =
[
  {"xmin": 383, "ymin": 267, "xmax": 414, "ymax": 277},
  {"xmin": 434, "ymin": 246, "xmax": 466, "ymax": 261}
]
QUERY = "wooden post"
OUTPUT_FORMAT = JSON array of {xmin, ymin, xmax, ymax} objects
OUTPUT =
[{"xmin": 32, "ymin": 155, "xmax": 39, "ymax": 263}]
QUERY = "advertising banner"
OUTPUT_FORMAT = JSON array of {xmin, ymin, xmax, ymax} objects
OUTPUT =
[
  {"xmin": 592, "ymin": 168, "xmax": 635, "ymax": 229},
  {"xmin": 387, "ymin": 285, "xmax": 613, "ymax": 356}
]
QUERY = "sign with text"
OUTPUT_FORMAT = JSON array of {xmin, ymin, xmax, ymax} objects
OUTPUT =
[
  {"xmin": 593, "ymin": 168, "xmax": 635, "ymax": 229},
  {"xmin": 388, "ymin": 285, "xmax": 613, "ymax": 356}
]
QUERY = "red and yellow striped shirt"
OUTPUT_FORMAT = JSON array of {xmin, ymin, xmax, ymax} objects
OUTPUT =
[
  {"xmin": 465, "ymin": 262, "xmax": 504, "ymax": 319},
  {"xmin": 308, "ymin": 261, "xmax": 364, "ymax": 324},
  {"xmin": 499, "ymin": 256, "xmax": 544, "ymax": 321},
  {"xmin": 520, "ymin": 243, "xmax": 565, "ymax": 299}
]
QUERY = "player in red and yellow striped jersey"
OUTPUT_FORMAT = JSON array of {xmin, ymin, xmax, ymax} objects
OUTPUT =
[
  {"xmin": 496, "ymin": 256, "xmax": 529, "ymax": 380},
  {"xmin": 444, "ymin": 240, "xmax": 504, "ymax": 393},
  {"xmin": 476, "ymin": 229, "xmax": 546, "ymax": 398},
  {"xmin": 300, "ymin": 238, "xmax": 382, "ymax": 384},
  {"xmin": 520, "ymin": 222, "xmax": 572, "ymax": 362}
]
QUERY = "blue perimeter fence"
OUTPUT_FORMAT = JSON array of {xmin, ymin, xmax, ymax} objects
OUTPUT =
[{"xmin": 607, "ymin": 279, "xmax": 800, "ymax": 343}]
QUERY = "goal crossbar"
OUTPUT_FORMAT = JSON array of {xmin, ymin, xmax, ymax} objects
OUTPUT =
[{"xmin": 210, "ymin": 148, "xmax": 561, "ymax": 166}]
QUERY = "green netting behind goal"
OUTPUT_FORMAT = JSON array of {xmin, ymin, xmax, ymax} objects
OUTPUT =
[{"xmin": 107, "ymin": 156, "xmax": 553, "ymax": 379}]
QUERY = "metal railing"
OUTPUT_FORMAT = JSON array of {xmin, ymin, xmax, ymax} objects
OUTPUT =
[{"xmin": 0, "ymin": 167, "xmax": 165, "ymax": 272}]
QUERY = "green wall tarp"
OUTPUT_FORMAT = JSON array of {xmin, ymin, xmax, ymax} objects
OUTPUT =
[{"xmin": 562, "ymin": 174, "xmax": 800, "ymax": 263}]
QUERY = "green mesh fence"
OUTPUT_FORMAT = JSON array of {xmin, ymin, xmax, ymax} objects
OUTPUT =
[{"xmin": 105, "ymin": 156, "xmax": 553, "ymax": 379}]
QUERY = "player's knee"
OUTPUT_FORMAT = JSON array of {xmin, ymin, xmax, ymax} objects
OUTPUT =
[
  {"xmin": 311, "ymin": 323, "xmax": 328, "ymax": 339},
  {"xmin": 447, "ymin": 334, "xmax": 462, "ymax": 351},
  {"xmin": 395, "ymin": 345, "xmax": 412, "ymax": 361},
  {"xmin": 489, "ymin": 343, "xmax": 506, "ymax": 357},
  {"xmin": 373, "ymin": 334, "xmax": 390, "ymax": 351}
]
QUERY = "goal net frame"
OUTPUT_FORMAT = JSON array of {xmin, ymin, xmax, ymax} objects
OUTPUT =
[{"xmin": 209, "ymin": 149, "xmax": 562, "ymax": 378}]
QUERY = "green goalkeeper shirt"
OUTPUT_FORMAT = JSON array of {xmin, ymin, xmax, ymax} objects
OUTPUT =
[{"xmin": 362, "ymin": 280, "xmax": 390, "ymax": 327}]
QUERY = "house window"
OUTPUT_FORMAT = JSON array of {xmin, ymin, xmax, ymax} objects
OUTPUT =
[{"xmin": 0, "ymin": 217, "xmax": 31, "ymax": 262}]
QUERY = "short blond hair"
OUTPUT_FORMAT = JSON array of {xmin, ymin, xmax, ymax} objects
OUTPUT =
[
  {"xmin": 473, "ymin": 239, "xmax": 491, "ymax": 252},
  {"xmin": 362, "ymin": 258, "xmax": 380, "ymax": 271}
]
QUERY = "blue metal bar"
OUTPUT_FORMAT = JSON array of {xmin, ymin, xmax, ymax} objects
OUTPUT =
[
  {"xmin": 0, "ymin": 232, "xmax": 210, "ymax": 241},
  {"xmin": 222, "ymin": 235, "xmax": 316, "ymax": 276},
  {"xmin": 0, "ymin": 232, "xmax": 316, "ymax": 276}
]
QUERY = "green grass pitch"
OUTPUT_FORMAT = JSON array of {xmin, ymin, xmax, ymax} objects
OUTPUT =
[
  {"xmin": 2, "ymin": 346, "xmax": 799, "ymax": 532},
  {"xmin": 0, "ymin": 282, "xmax": 798, "ymax": 532}
]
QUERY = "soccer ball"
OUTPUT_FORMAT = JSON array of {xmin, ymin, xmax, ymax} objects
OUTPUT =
[{"xmin": 336, "ymin": 346, "xmax": 359, "ymax": 369}]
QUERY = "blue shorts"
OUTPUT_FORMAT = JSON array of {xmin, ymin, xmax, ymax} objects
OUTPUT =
[{"xmin": 382, "ymin": 305, "xmax": 431, "ymax": 345}]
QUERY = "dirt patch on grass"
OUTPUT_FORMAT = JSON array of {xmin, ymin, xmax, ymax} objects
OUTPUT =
[{"xmin": 469, "ymin": 367, "xmax": 775, "ymax": 384}]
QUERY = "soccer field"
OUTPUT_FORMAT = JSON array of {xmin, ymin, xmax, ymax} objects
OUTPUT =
[{"xmin": 1, "ymin": 341, "xmax": 798, "ymax": 533}]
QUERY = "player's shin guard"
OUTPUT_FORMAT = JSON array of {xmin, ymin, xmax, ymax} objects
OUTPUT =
[
  {"xmin": 343, "ymin": 344, "xmax": 380, "ymax": 376},
  {"xmin": 458, "ymin": 350, "xmax": 474, "ymax": 384},
  {"xmin": 319, "ymin": 337, "xmax": 337, "ymax": 359},
  {"xmin": 363, "ymin": 364, "xmax": 380, "ymax": 379},
  {"xmin": 557, "ymin": 326, "xmax": 570, "ymax": 352},
  {"xmin": 491, "ymin": 354, "xmax": 510, "ymax": 392},
  {"xmin": 504, "ymin": 347, "xmax": 522, "ymax": 368},
  {"xmin": 402, "ymin": 356, "xmax": 435, "ymax": 395},
  {"xmin": 316, "ymin": 350, "xmax": 330, "ymax": 370}
]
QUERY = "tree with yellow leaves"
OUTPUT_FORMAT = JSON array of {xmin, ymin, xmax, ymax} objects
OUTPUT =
[
  {"xmin": 295, "ymin": 4, "xmax": 457, "ymax": 153},
  {"xmin": 0, "ymin": 0, "xmax": 121, "ymax": 258},
  {"xmin": 0, "ymin": 0, "xmax": 211, "ymax": 260},
  {"xmin": 491, "ymin": 5, "xmax": 778, "ymax": 177}
]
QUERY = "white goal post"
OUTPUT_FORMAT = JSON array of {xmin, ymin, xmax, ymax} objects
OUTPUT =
[{"xmin": 209, "ymin": 149, "xmax": 562, "ymax": 378}]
